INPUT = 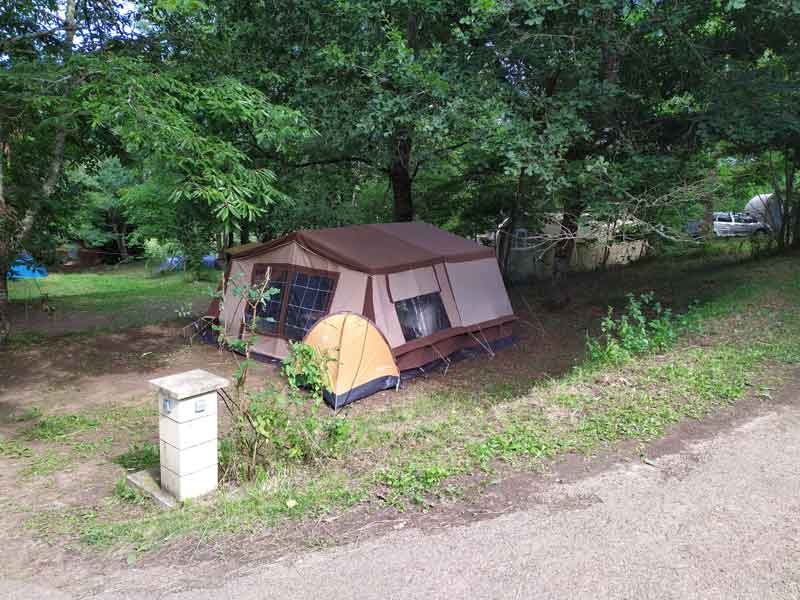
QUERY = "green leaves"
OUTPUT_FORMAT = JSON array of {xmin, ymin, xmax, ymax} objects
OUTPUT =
[
  {"xmin": 81, "ymin": 58, "xmax": 314, "ymax": 234},
  {"xmin": 725, "ymin": 0, "xmax": 747, "ymax": 10},
  {"xmin": 282, "ymin": 342, "xmax": 332, "ymax": 402}
]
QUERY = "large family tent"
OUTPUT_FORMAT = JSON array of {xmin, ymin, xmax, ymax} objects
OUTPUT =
[{"xmin": 214, "ymin": 222, "xmax": 516, "ymax": 407}]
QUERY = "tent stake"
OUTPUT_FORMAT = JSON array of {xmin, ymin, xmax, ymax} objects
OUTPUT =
[
  {"xmin": 469, "ymin": 330, "xmax": 495, "ymax": 358},
  {"xmin": 431, "ymin": 343, "xmax": 451, "ymax": 376}
]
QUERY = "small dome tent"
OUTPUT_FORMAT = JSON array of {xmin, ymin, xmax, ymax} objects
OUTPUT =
[
  {"xmin": 214, "ymin": 222, "xmax": 516, "ymax": 407},
  {"xmin": 304, "ymin": 312, "xmax": 400, "ymax": 409}
]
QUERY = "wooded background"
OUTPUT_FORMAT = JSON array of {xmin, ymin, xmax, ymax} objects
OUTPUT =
[{"xmin": 2, "ymin": 0, "xmax": 799, "ymax": 335}]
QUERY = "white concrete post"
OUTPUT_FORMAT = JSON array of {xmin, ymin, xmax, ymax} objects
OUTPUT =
[{"xmin": 149, "ymin": 369, "xmax": 229, "ymax": 502}]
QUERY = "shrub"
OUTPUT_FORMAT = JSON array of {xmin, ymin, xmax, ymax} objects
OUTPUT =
[
  {"xmin": 586, "ymin": 292, "xmax": 677, "ymax": 365},
  {"xmin": 282, "ymin": 341, "xmax": 331, "ymax": 401},
  {"xmin": 214, "ymin": 276, "xmax": 349, "ymax": 482}
]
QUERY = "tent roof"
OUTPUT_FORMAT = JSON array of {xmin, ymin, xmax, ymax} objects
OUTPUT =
[{"xmin": 227, "ymin": 222, "xmax": 495, "ymax": 274}]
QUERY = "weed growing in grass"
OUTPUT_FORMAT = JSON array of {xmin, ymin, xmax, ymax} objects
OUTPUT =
[
  {"xmin": 13, "ymin": 407, "xmax": 42, "ymax": 422},
  {"xmin": 587, "ymin": 292, "xmax": 678, "ymax": 365},
  {"xmin": 0, "ymin": 438, "xmax": 33, "ymax": 458},
  {"xmin": 468, "ymin": 423, "xmax": 560, "ymax": 467},
  {"xmin": 375, "ymin": 463, "xmax": 459, "ymax": 509},
  {"xmin": 25, "ymin": 508, "xmax": 99, "ymax": 542},
  {"xmin": 113, "ymin": 479, "xmax": 150, "ymax": 505},
  {"xmin": 113, "ymin": 442, "xmax": 160, "ymax": 471},
  {"xmin": 69, "ymin": 441, "xmax": 102, "ymax": 457},
  {"xmin": 23, "ymin": 413, "xmax": 100, "ymax": 441},
  {"xmin": 216, "ymin": 274, "xmax": 351, "ymax": 479},
  {"xmin": 575, "ymin": 397, "xmax": 679, "ymax": 446},
  {"xmin": 22, "ymin": 450, "xmax": 72, "ymax": 477}
]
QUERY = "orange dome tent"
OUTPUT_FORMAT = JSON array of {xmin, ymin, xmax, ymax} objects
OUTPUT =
[{"xmin": 303, "ymin": 312, "xmax": 400, "ymax": 409}]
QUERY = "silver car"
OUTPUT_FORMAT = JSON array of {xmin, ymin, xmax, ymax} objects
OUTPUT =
[{"xmin": 713, "ymin": 212, "xmax": 770, "ymax": 237}]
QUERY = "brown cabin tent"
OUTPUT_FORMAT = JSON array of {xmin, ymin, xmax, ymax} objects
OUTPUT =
[{"xmin": 215, "ymin": 222, "xmax": 516, "ymax": 408}]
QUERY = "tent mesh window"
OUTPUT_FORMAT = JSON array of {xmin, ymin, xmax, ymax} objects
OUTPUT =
[
  {"xmin": 248, "ymin": 267, "xmax": 288, "ymax": 335},
  {"xmin": 284, "ymin": 272, "xmax": 336, "ymax": 340},
  {"xmin": 395, "ymin": 292, "xmax": 451, "ymax": 342}
]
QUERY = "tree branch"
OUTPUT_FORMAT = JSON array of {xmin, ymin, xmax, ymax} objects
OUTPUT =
[
  {"xmin": 0, "ymin": 25, "xmax": 66, "ymax": 49},
  {"xmin": 288, "ymin": 156, "xmax": 381, "ymax": 170}
]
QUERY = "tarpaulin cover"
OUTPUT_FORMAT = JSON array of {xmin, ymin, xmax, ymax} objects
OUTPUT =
[{"xmin": 7, "ymin": 254, "xmax": 48, "ymax": 280}]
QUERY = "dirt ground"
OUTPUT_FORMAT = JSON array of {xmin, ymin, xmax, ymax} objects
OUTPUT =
[
  {"xmin": 0, "ymin": 249, "xmax": 784, "ymax": 596},
  {"xmin": 6, "ymin": 297, "xmax": 213, "ymax": 338}
]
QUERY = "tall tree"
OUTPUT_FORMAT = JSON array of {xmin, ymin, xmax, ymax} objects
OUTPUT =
[
  {"xmin": 155, "ymin": 0, "xmax": 511, "ymax": 222},
  {"xmin": 699, "ymin": 1, "xmax": 800, "ymax": 246},
  {"xmin": 1, "ymin": 0, "xmax": 83, "ymax": 339},
  {"xmin": 0, "ymin": 0, "xmax": 312, "ymax": 342}
]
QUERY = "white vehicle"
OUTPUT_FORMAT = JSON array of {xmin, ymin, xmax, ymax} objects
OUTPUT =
[{"xmin": 713, "ymin": 212, "xmax": 770, "ymax": 237}]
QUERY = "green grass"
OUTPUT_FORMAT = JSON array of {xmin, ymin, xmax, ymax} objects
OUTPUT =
[
  {"xmin": 12, "ymin": 407, "xmax": 43, "ymax": 422},
  {"xmin": 65, "ymin": 472, "xmax": 365, "ymax": 553},
  {"xmin": 17, "ymin": 253, "xmax": 800, "ymax": 556},
  {"xmin": 0, "ymin": 438, "xmax": 34, "ymax": 458},
  {"xmin": 21, "ymin": 450, "xmax": 72, "ymax": 477},
  {"xmin": 113, "ymin": 479, "xmax": 151, "ymax": 505},
  {"xmin": 7, "ymin": 264, "xmax": 214, "ymax": 336},
  {"xmin": 22, "ymin": 414, "xmax": 100, "ymax": 441},
  {"xmin": 113, "ymin": 442, "xmax": 160, "ymax": 471},
  {"xmin": 375, "ymin": 463, "xmax": 460, "ymax": 509}
]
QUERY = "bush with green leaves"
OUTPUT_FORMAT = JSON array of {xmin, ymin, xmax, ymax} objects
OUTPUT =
[
  {"xmin": 282, "ymin": 341, "xmax": 331, "ymax": 401},
  {"xmin": 246, "ymin": 385, "xmax": 344, "ymax": 464},
  {"xmin": 214, "ymin": 274, "xmax": 349, "ymax": 482},
  {"xmin": 586, "ymin": 292, "xmax": 678, "ymax": 365}
]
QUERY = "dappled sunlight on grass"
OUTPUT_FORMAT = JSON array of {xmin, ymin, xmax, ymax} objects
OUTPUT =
[
  {"xmin": 6, "ymin": 265, "xmax": 218, "ymax": 337},
  {"xmin": 9, "ymin": 266, "xmax": 209, "ymax": 308}
]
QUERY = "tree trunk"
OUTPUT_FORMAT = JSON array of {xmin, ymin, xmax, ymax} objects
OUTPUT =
[
  {"xmin": 240, "ymin": 220, "xmax": 250, "ymax": 245},
  {"xmin": 553, "ymin": 204, "xmax": 581, "ymax": 279},
  {"xmin": 39, "ymin": 0, "xmax": 76, "ymax": 203},
  {"xmin": 0, "ymin": 129, "xmax": 10, "ymax": 343},
  {"xmin": 499, "ymin": 173, "xmax": 523, "ymax": 279},
  {"xmin": 388, "ymin": 12, "xmax": 418, "ymax": 223},
  {"xmin": 702, "ymin": 195, "xmax": 714, "ymax": 238},
  {"xmin": 0, "ymin": 274, "xmax": 9, "ymax": 343},
  {"xmin": 549, "ymin": 15, "xmax": 619, "ymax": 287},
  {"xmin": 390, "ymin": 127, "xmax": 414, "ymax": 222},
  {"xmin": 548, "ymin": 200, "xmax": 582, "ymax": 309},
  {"xmin": 118, "ymin": 230, "xmax": 129, "ymax": 260},
  {"xmin": 787, "ymin": 158, "xmax": 799, "ymax": 248}
]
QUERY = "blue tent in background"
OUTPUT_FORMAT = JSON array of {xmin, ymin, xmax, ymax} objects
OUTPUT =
[
  {"xmin": 158, "ymin": 255, "xmax": 185, "ymax": 272},
  {"xmin": 6, "ymin": 253, "xmax": 48, "ymax": 280},
  {"xmin": 157, "ymin": 254, "xmax": 218, "ymax": 272},
  {"xmin": 202, "ymin": 254, "xmax": 218, "ymax": 268}
]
